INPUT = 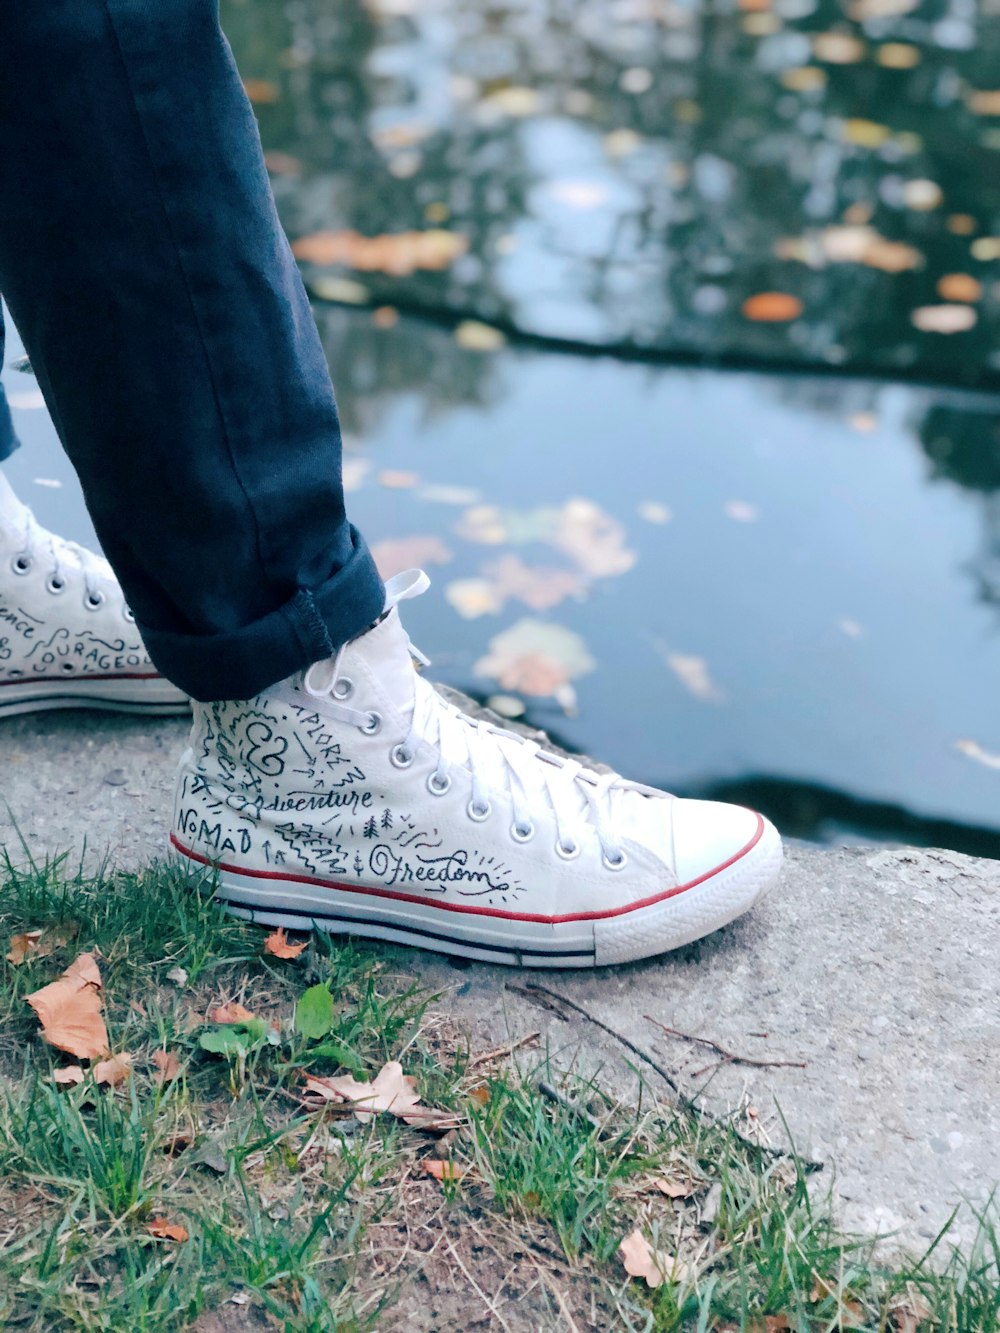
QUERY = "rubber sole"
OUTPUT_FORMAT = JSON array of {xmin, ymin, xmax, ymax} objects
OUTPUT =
[
  {"xmin": 0, "ymin": 675, "xmax": 189, "ymax": 718},
  {"xmin": 171, "ymin": 818, "xmax": 783, "ymax": 968}
]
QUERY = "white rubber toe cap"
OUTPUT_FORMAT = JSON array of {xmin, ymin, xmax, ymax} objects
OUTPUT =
[{"xmin": 670, "ymin": 798, "xmax": 766, "ymax": 886}]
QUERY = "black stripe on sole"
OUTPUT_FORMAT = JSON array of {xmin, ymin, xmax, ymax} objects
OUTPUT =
[{"xmin": 217, "ymin": 891, "xmax": 596, "ymax": 963}]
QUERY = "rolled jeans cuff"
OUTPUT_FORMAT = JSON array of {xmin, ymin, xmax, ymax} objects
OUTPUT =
[{"xmin": 139, "ymin": 525, "xmax": 385, "ymax": 701}]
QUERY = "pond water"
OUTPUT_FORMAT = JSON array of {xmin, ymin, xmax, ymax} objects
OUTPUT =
[{"xmin": 3, "ymin": 0, "xmax": 1000, "ymax": 853}]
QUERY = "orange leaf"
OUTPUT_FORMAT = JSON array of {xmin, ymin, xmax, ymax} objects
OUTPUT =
[
  {"xmin": 304, "ymin": 1060, "xmax": 461, "ymax": 1130},
  {"xmin": 242, "ymin": 78, "xmax": 280, "ymax": 105},
  {"xmin": 263, "ymin": 928, "xmax": 308, "ymax": 959},
  {"xmin": 619, "ymin": 1229, "xmax": 693, "ymax": 1287},
  {"xmin": 25, "ymin": 952, "xmax": 109, "ymax": 1059},
  {"xmin": 208, "ymin": 1002, "xmax": 257, "ymax": 1024},
  {"xmin": 54, "ymin": 1066, "xmax": 85, "ymax": 1086},
  {"xmin": 653, "ymin": 1176, "xmax": 697, "ymax": 1199},
  {"xmin": 93, "ymin": 1053, "xmax": 133, "ymax": 1086},
  {"xmin": 147, "ymin": 1216, "xmax": 189, "ymax": 1243},
  {"xmin": 422, "ymin": 1159, "xmax": 465, "ymax": 1182},
  {"xmin": 7, "ymin": 930, "xmax": 42, "ymax": 965},
  {"xmin": 936, "ymin": 273, "xmax": 982, "ymax": 302},
  {"xmin": 291, "ymin": 228, "xmax": 468, "ymax": 275},
  {"xmin": 152, "ymin": 1050, "xmax": 182, "ymax": 1084},
  {"xmin": 742, "ymin": 292, "xmax": 804, "ymax": 323}
]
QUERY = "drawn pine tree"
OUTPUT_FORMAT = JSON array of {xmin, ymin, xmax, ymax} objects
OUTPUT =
[
  {"xmin": 381, "ymin": 808, "xmax": 393, "ymax": 831},
  {"xmin": 363, "ymin": 815, "xmax": 378, "ymax": 839},
  {"xmin": 353, "ymin": 850, "xmax": 365, "ymax": 876}
]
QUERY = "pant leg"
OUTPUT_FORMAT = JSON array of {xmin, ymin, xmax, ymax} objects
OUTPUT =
[
  {"xmin": 0, "ymin": 310, "xmax": 22, "ymax": 464},
  {"xmin": 0, "ymin": 1, "xmax": 383, "ymax": 701}
]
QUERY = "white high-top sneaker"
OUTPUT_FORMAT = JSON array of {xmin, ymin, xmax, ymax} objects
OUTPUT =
[
  {"xmin": 0, "ymin": 471, "xmax": 188, "ymax": 717},
  {"xmin": 171, "ymin": 570, "xmax": 782, "ymax": 968}
]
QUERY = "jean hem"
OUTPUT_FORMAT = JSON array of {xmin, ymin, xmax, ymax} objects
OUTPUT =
[{"xmin": 139, "ymin": 525, "xmax": 385, "ymax": 701}]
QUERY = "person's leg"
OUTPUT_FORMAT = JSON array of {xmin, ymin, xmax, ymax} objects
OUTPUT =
[
  {"xmin": 0, "ymin": 310, "xmax": 21, "ymax": 465},
  {"xmin": 0, "ymin": 1, "xmax": 383, "ymax": 704}
]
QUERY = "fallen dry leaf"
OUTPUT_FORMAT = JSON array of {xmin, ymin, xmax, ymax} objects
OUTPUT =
[
  {"xmin": 54, "ymin": 1066, "xmax": 85, "ymax": 1086},
  {"xmin": 812, "ymin": 31, "xmax": 865, "ymax": 62},
  {"xmin": 7, "ymin": 931, "xmax": 42, "ymax": 965},
  {"xmin": 475, "ymin": 619, "xmax": 596, "ymax": 696},
  {"xmin": 263, "ymin": 928, "xmax": 308, "ymax": 960},
  {"xmin": 485, "ymin": 554, "xmax": 588, "ymax": 612},
  {"xmin": 208, "ymin": 1002, "xmax": 257, "ymax": 1024},
  {"xmin": 888, "ymin": 1292, "xmax": 934, "ymax": 1332},
  {"xmin": 26, "ymin": 952, "xmax": 109, "ymax": 1060},
  {"xmin": 304, "ymin": 1060, "xmax": 460, "ymax": 1130},
  {"xmin": 152, "ymin": 1050, "xmax": 182, "ymax": 1084},
  {"xmin": 291, "ymin": 228, "xmax": 468, "ymax": 275},
  {"xmin": 372, "ymin": 536, "xmax": 452, "ymax": 579},
  {"xmin": 937, "ymin": 273, "xmax": 982, "ymax": 302},
  {"xmin": 147, "ymin": 1217, "xmax": 189, "ymax": 1243},
  {"xmin": 967, "ymin": 89, "xmax": 1000, "ymax": 116},
  {"xmin": 741, "ymin": 292, "xmax": 803, "ymax": 323},
  {"xmin": 619, "ymin": 1229, "xmax": 693, "ymax": 1287},
  {"xmin": 653, "ymin": 1176, "xmax": 697, "ymax": 1199},
  {"xmin": 422, "ymin": 1159, "xmax": 465, "ymax": 1182},
  {"xmin": 663, "ymin": 651, "xmax": 725, "ymax": 703},
  {"xmin": 377, "ymin": 469, "xmax": 420, "ymax": 489},
  {"xmin": 454, "ymin": 320, "xmax": 507, "ymax": 351},
  {"xmin": 93, "ymin": 1053, "xmax": 132, "ymax": 1087},
  {"xmin": 242, "ymin": 78, "xmax": 280, "ymax": 105},
  {"xmin": 911, "ymin": 304, "xmax": 977, "ymax": 334}
]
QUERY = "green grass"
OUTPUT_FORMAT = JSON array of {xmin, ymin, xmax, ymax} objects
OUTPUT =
[{"xmin": 1, "ymin": 854, "xmax": 998, "ymax": 1331}]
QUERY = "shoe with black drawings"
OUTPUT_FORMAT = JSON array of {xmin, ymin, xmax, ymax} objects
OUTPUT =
[
  {"xmin": 169, "ymin": 569, "xmax": 782, "ymax": 968},
  {"xmin": 0, "ymin": 470, "xmax": 188, "ymax": 717}
]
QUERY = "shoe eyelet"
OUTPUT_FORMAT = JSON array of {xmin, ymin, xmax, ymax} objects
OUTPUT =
[
  {"xmin": 359, "ymin": 711, "xmax": 382, "ymax": 735},
  {"xmin": 332, "ymin": 677, "xmax": 354, "ymax": 700},
  {"xmin": 7, "ymin": 668, "xmax": 23, "ymax": 679},
  {"xmin": 390, "ymin": 744, "xmax": 414, "ymax": 769},
  {"xmin": 602, "ymin": 849, "xmax": 628, "ymax": 872},
  {"xmin": 555, "ymin": 838, "xmax": 581, "ymax": 861},
  {"xmin": 467, "ymin": 799, "xmax": 491, "ymax": 822},
  {"xmin": 46, "ymin": 575, "xmax": 66, "ymax": 595},
  {"xmin": 427, "ymin": 772, "xmax": 451, "ymax": 796},
  {"xmin": 60, "ymin": 661, "xmax": 75, "ymax": 674},
  {"xmin": 11, "ymin": 555, "xmax": 31, "ymax": 576},
  {"xmin": 84, "ymin": 591, "xmax": 106, "ymax": 610},
  {"xmin": 511, "ymin": 821, "xmax": 534, "ymax": 843},
  {"xmin": 123, "ymin": 606, "xmax": 136, "ymax": 623}
]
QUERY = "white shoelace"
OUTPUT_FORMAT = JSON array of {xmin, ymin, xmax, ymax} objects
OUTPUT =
[
  {"xmin": 14, "ymin": 506, "xmax": 111, "ymax": 607},
  {"xmin": 304, "ymin": 624, "xmax": 632, "ymax": 871}
]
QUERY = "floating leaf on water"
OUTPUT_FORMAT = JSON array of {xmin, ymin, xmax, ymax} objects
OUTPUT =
[
  {"xmin": 780, "ymin": 67, "xmax": 827, "ymax": 92},
  {"xmin": 372, "ymin": 305, "xmax": 399, "ymax": 328},
  {"xmin": 937, "ymin": 273, "xmax": 982, "ymax": 302},
  {"xmin": 291, "ymin": 228, "xmax": 468, "ymax": 275},
  {"xmin": 308, "ymin": 276, "xmax": 371, "ymax": 305},
  {"xmin": 263, "ymin": 150, "xmax": 303, "ymax": 176},
  {"xmin": 603, "ymin": 128, "xmax": 643, "ymax": 158},
  {"xmin": 779, "ymin": 226, "xmax": 922, "ymax": 272},
  {"xmin": 242, "ymin": 78, "xmax": 280, "ymax": 104},
  {"xmin": 946, "ymin": 214, "xmax": 977, "ymax": 235},
  {"xmin": 673, "ymin": 99, "xmax": 702, "ymax": 125},
  {"xmin": 847, "ymin": 412, "xmax": 877, "ymax": 432},
  {"xmin": 372, "ymin": 536, "xmax": 452, "ymax": 579},
  {"xmin": 811, "ymin": 32, "xmax": 865, "ymax": 63},
  {"xmin": 968, "ymin": 90, "xmax": 1000, "ymax": 116},
  {"xmin": 971, "ymin": 237, "xmax": 1000, "ymax": 260},
  {"xmin": 839, "ymin": 618, "xmax": 864, "ymax": 638},
  {"xmin": 475, "ymin": 620, "xmax": 596, "ymax": 696},
  {"xmin": 547, "ymin": 179, "xmax": 610, "ymax": 211},
  {"xmin": 455, "ymin": 504, "xmax": 508, "ymax": 545},
  {"xmin": 724, "ymin": 500, "xmax": 759, "ymax": 522},
  {"xmin": 552, "ymin": 498, "xmax": 637, "ymax": 578},
  {"xmin": 841, "ymin": 119, "xmax": 891, "ymax": 148},
  {"xmin": 485, "ymin": 554, "xmax": 588, "ymax": 612},
  {"xmin": 454, "ymin": 320, "xmax": 506, "ymax": 351},
  {"xmin": 661, "ymin": 649, "xmax": 725, "ymax": 703},
  {"xmin": 483, "ymin": 86, "xmax": 542, "ymax": 117},
  {"xmin": 859, "ymin": 237, "xmax": 923, "ymax": 273},
  {"xmin": 445, "ymin": 578, "xmax": 504, "ymax": 619},
  {"xmin": 901, "ymin": 179, "xmax": 942, "ymax": 211},
  {"xmin": 424, "ymin": 201, "xmax": 450, "ymax": 224},
  {"xmin": 849, "ymin": 0, "xmax": 916, "ymax": 17},
  {"xmin": 620, "ymin": 66, "xmax": 654, "ymax": 93},
  {"xmin": 875, "ymin": 42, "xmax": 921, "ymax": 68},
  {"xmin": 377, "ymin": 469, "xmax": 420, "ymax": 489},
  {"xmin": 911, "ymin": 304, "xmax": 977, "ymax": 333},
  {"xmin": 638, "ymin": 501, "xmax": 673, "ymax": 524},
  {"xmin": 742, "ymin": 292, "xmax": 803, "ymax": 322},
  {"xmin": 742, "ymin": 13, "xmax": 782, "ymax": 34},
  {"xmin": 371, "ymin": 122, "xmax": 431, "ymax": 151},
  {"xmin": 955, "ymin": 739, "xmax": 1000, "ymax": 769}
]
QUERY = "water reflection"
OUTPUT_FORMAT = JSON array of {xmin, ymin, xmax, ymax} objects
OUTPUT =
[{"xmin": 224, "ymin": 0, "xmax": 1000, "ymax": 383}]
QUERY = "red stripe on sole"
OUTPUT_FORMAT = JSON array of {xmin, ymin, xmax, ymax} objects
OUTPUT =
[{"xmin": 170, "ymin": 814, "xmax": 766, "ymax": 926}]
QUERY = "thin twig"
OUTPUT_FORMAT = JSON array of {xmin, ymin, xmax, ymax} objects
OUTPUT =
[
  {"xmin": 443, "ymin": 1236, "xmax": 514, "ymax": 1333},
  {"xmin": 508, "ymin": 983, "xmax": 823, "ymax": 1172},
  {"xmin": 644, "ymin": 1016, "xmax": 808, "ymax": 1070},
  {"xmin": 468, "ymin": 1030, "xmax": 541, "ymax": 1069}
]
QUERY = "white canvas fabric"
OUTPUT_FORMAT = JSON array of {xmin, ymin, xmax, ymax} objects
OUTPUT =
[
  {"xmin": 171, "ymin": 570, "xmax": 782, "ymax": 967},
  {"xmin": 0, "ymin": 470, "xmax": 188, "ymax": 716}
]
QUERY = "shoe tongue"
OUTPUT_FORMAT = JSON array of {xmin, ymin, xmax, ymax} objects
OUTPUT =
[{"xmin": 345, "ymin": 606, "xmax": 418, "ymax": 719}]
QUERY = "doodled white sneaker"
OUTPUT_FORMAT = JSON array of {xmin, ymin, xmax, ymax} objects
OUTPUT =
[
  {"xmin": 0, "ymin": 471, "xmax": 188, "ymax": 717},
  {"xmin": 170, "ymin": 570, "xmax": 782, "ymax": 967}
]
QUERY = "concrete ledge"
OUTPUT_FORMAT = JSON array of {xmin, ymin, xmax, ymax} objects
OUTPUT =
[{"xmin": 1, "ymin": 709, "xmax": 998, "ymax": 1251}]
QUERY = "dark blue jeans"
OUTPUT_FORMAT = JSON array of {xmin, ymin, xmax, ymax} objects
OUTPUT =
[{"xmin": 0, "ymin": 2, "xmax": 384, "ymax": 701}]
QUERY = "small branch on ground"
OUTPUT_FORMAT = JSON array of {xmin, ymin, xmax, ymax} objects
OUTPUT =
[
  {"xmin": 468, "ymin": 1031, "xmax": 541, "ymax": 1069},
  {"xmin": 644, "ymin": 1016, "xmax": 808, "ymax": 1071}
]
